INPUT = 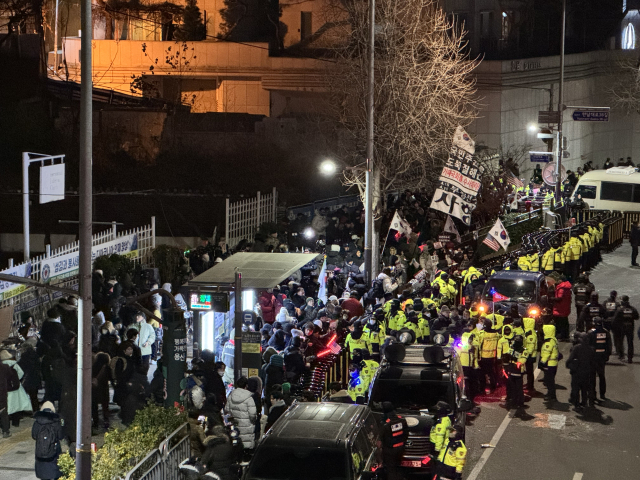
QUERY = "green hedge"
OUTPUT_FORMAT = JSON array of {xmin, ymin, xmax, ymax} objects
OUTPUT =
[{"xmin": 58, "ymin": 403, "xmax": 187, "ymax": 480}]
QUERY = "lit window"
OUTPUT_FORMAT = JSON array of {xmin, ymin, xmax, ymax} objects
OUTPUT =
[{"xmin": 623, "ymin": 23, "xmax": 635, "ymax": 50}]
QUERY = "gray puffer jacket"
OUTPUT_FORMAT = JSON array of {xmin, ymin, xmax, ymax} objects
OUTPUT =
[{"xmin": 224, "ymin": 387, "xmax": 257, "ymax": 449}]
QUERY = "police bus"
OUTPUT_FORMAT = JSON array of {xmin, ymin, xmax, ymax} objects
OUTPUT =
[{"xmin": 571, "ymin": 167, "xmax": 640, "ymax": 211}]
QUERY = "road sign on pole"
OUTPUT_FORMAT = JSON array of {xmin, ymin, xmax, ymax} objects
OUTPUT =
[
  {"xmin": 529, "ymin": 151, "xmax": 554, "ymax": 163},
  {"xmin": 572, "ymin": 109, "xmax": 609, "ymax": 122},
  {"xmin": 538, "ymin": 110, "xmax": 561, "ymax": 124}
]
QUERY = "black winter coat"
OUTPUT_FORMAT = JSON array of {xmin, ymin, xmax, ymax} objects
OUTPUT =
[
  {"xmin": 32, "ymin": 410, "xmax": 65, "ymax": 479},
  {"xmin": 202, "ymin": 435, "xmax": 236, "ymax": 480},
  {"xmin": 18, "ymin": 346, "xmax": 41, "ymax": 392},
  {"xmin": 566, "ymin": 339, "xmax": 595, "ymax": 378}
]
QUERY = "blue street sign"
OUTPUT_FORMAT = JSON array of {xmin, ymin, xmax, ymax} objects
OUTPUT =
[
  {"xmin": 530, "ymin": 153, "xmax": 552, "ymax": 163},
  {"xmin": 572, "ymin": 110, "xmax": 609, "ymax": 122}
]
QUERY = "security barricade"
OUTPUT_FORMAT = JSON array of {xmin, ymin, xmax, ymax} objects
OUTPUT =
[{"xmin": 121, "ymin": 423, "xmax": 190, "ymax": 480}]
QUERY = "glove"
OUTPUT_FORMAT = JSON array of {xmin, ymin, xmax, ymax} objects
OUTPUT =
[{"xmin": 538, "ymin": 362, "xmax": 547, "ymax": 370}]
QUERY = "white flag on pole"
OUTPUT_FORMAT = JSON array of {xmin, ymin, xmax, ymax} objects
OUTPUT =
[
  {"xmin": 390, "ymin": 210, "xmax": 412, "ymax": 237},
  {"xmin": 443, "ymin": 215, "xmax": 461, "ymax": 243}
]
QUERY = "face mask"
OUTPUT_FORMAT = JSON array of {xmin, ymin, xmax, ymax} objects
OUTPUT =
[
  {"xmin": 476, "ymin": 323, "xmax": 484, "ymax": 330},
  {"xmin": 369, "ymin": 319, "xmax": 376, "ymax": 325}
]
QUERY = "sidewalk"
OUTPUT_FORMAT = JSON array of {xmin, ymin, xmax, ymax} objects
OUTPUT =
[{"xmin": 0, "ymin": 364, "xmax": 157, "ymax": 480}]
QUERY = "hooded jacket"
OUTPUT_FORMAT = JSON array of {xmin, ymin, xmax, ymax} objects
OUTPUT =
[
  {"xmin": 553, "ymin": 281, "xmax": 572, "ymax": 317},
  {"xmin": 32, "ymin": 409, "xmax": 65, "ymax": 479},
  {"xmin": 522, "ymin": 317, "xmax": 538, "ymax": 360},
  {"xmin": 540, "ymin": 325, "xmax": 559, "ymax": 367},
  {"xmin": 259, "ymin": 292, "xmax": 277, "ymax": 324},
  {"xmin": 264, "ymin": 355, "xmax": 285, "ymax": 398},
  {"xmin": 224, "ymin": 388, "xmax": 257, "ymax": 448}
]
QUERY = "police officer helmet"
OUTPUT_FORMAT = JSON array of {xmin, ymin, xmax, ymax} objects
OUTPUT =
[
  {"xmin": 374, "ymin": 308, "xmax": 385, "ymax": 320},
  {"xmin": 621, "ymin": 295, "xmax": 630, "ymax": 303},
  {"xmin": 390, "ymin": 299, "xmax": 401, "ymax": 310},
  {"xmin": 413, "ymin": 299, "xmax": 424, "ymax": 311},
  {"xmin": 435, "ymin": 401, "xmax": 452, "ymax": 416},
  {"xmin": 512, "ymin": 335, "xmax": 524, "ymax": 349},
  {"xmin": 593, "ymin": 316, "xmax": 603, "ymax": 327}
]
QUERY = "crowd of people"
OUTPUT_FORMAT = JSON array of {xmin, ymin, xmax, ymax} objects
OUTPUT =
[{"xmin": 2, "ymin": 175, "xmax": 638, "ymax": 480}]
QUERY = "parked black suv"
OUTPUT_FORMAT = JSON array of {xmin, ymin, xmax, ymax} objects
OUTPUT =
[
  {"xmin": 368, "ymin": 343, "xmax": 472, "ymax": 473},
  {"xmin": 243, "ymin": 402, "xmax": 381, "ymax": 480}
]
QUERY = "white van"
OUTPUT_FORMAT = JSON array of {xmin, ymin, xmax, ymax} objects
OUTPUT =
[{"xmin": 571, "ymin": 167, "xmax": 640, "ymax": 211}]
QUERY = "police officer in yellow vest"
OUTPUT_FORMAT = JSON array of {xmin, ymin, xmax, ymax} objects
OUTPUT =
[
  {"xmin": 455, "ymin": 326, "xmax": 480, "ymax": 401},
  {"xmin": 347, "ymin": 361, "xmax": 368, "ymax": 403},
  {"xmin": 363, "ymin": 309, "xmax": 385, "ymax": 361},
  {"xmin": 430, "ymin": 401, "xmax": 453, "ymax": 454},
  {"xmin": 523, "ymin": 317, "xmax": 538, "ymax": 391},
  {"xmin": 413, "ymin": 299, "xmax": 430, "ymax": 344},
  {"xmin": 352, "ymin": 348, "xmax": 379, "ymax": 386},
  {"xmin": 345, "ymin": 324, "xmax": 369, "ymax": 360},
  {"xmin": 434, "ymin": 424, "xmax": 467, "ymax": 480},
  {"xmin": 479, "ymin": 318, "xmax": 499, "ymax": 393},
  {"xmin": 503, "ymin": 335, "xmax": 529, "ymax": 409},
  {"xmin": 386, "ymin": 299, "xmax": 406, "ymax": 337},
  {"xmin": 539, "ymin": 324, "xmax": 559, "ymax": 401}
]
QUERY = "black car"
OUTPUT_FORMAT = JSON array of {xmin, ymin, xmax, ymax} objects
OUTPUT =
[
  {"xmin": 368, "ymin": 343, "xmax": 472, "ymax": 473},
  {"xmin": 481, "ymin": 270, "xmax": 549, "ymax": 318},
  {"xmin": 243, "ymin": 402, "xmax": 381, "ymax": 480}
]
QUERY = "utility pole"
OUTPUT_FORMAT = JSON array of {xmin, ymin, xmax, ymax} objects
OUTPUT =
[
  {"xmin": 76, "ymin": 0, "xmax": 93, "ymax": 475},
  {"xmin": 364, "ymin": 0, "xmax": 375, "ymax": 285},
  {"xmin": 234, "ymin": 269, "xmax": 243, "ymax": 381},
  {"xmin": 556, "ymin": 0, "xmax": 566, "ymax": 200}
]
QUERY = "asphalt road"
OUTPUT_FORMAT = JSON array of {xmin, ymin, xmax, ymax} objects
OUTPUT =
[{"xmin": 463, "ymin": 242, "xmax": 640, "ymax": 480}]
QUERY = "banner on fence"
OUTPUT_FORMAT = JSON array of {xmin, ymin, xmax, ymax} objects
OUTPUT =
[
  {"xmin": 430, "ymin": 128, "xmax": 484, "ymax": 226},
  {"xmin": 0, "ymin": 263, "xmax": 32, "ymax": 302},
  {"xmin": 40, "ymin": 233, "xmax": 139, "ymax": 283}
]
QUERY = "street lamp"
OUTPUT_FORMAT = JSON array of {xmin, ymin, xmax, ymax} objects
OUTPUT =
[
  {"xmin": 319, "ymin": 159, "xmax": 338, "ymax": 176},
  {"xmin": 528, "ymin": 123, "xmax": 538, "ymax": 134}
]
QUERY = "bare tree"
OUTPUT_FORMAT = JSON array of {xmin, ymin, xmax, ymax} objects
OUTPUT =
[
  {"xmin": 608, "ymin": 55, "xmax": 640, "ymax": 115},
  {"xmin": 322, "ymin": 0, "xmax": 479, "ymax": 214}
]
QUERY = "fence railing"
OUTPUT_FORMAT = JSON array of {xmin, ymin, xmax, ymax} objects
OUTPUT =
[
  {"xmin": 122, "ymin": 423, "xmax": 190, "ymax": 480},
  {"xmin": 225, "ymin": 188, "xmax": 277, "ymax": 249},
  {"xmin": 0, "ymin": 218, "xmax": 156, "ymax": 322}
]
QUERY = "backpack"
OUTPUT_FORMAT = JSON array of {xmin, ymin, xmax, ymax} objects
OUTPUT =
[
  {"xmin": 6, "ymin": 366, "xmax": 20, "ymax": 392},
  {"xmin": 35, "ymin": 422, "xmax": 59, "ymax": 461}
]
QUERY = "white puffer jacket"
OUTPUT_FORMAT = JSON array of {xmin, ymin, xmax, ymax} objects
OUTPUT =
[{"xmin": 224, "ymin": 387, "xmax": 257, "ymax": 449}]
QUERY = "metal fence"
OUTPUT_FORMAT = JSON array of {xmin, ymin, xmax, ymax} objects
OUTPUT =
[
  {"xmin": 122, "ymin": 423, "xmax": 191, "ymax": 480},
  {"xmin": 0, "ymin": 218, "xmax": 156, "ymax": 329},
  {"xmin": 225, "ymin": 188, "xmax": 278, "ymax": 249}
]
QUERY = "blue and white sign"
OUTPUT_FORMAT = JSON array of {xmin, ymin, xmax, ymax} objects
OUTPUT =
[
  {"xmin": 41, "ymin": 233, "xmax": 139, "ymax": 283},
  {"xmin": 530, "ymin": 153, "xmax": 553, "ymax": 163},
  {"xmin": 572, "ymin": 110, "xmax": 609, "ymax": 122}
]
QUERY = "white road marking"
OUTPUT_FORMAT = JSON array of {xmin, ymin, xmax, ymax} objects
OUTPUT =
[
  {"xmin": 573, "ymin": 473, "xmax": 584, "ymax": 480},
  {"xmin": 466, "ymin": 368, "xmax": 541, "ymax": 480}
]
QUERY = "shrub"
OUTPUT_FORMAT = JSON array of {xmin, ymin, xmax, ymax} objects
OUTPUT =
[{"xmin": 58, "ymin": 403, "xmax": 187, "ymax": 480}]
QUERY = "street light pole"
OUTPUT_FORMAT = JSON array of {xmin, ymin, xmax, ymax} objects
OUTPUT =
[
  {"xmin": 76, "ymin": 0, "xmax": 93, "ymax": 475},
  {"xmin": 556, "ymin": 0, "xmax": 566, "ymax": 200},
  {"xmin": 364, "ymin": 0, "xmax": 375, "ymax": 285}
]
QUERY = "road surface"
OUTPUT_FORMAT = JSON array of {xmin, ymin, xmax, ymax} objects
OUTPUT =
[{"xmin": 464, "ymin": 242, "xmax": 640, "ymax": 480}]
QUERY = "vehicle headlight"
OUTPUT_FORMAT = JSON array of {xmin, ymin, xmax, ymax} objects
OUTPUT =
[{"xmin": 398, "ymin": 332, "xmax": 413, "ymax": 345}]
